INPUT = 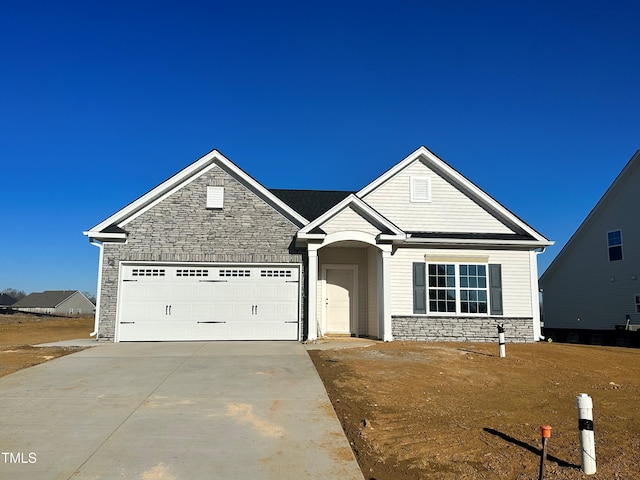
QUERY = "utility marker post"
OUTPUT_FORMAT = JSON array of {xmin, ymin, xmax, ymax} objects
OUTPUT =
[
  {"xmin": 576, "ymin": 393, "xmax": 596, "ymax": 474},
  {"xmin": 497, "ymin": 324, "xmax": 506, "ymax": 358},
  {"xmin": 538, "ymin": 425, "xmax": 552, "ymax": 480}
]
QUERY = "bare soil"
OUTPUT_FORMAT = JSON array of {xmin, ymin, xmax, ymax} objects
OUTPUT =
[
  {"xmin": 0, "ymin": 313, "xmax": 93, "ymax": 378},
  {"xmin": 3, "ymin": 315, "xmax": 638, "ymax": 478},
  {"xmin": 309, "ymin": 341, "xmax": 640, "ymax": 480}
]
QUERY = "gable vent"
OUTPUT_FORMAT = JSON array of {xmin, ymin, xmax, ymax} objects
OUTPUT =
[
  {"xmin": 207, "ymin": 186, "xmax": 224, "ymax": 209},
  {"xmin": 411, "ymin": 176, "xmax": 431, "ymax": 203}
]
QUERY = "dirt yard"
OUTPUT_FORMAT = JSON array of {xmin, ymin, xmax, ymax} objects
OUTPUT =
[
  {"xmin": 0, "ymin": 313, "xmax": 93, "ymax": 378},
  {"xmin": 2, "ymin": 315, "xmax": 639, "ymax": 478},
  {"xmin": 309, "ymin": 341, "xmax": 640, "ymax": 480}
]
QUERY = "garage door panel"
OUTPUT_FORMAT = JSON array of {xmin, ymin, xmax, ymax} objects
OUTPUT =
[{"xmin": 117, "ymin": 264, "xmax": 300, "ymax": 341}]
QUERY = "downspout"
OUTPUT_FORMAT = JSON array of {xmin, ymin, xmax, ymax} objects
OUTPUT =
[
  {"xmin": 531, "ymin": 247, "xmax": 546, "ymax": 341},
  {"xmin": 89, "ymin": 238, "xmax": 103, "ymax": 338}
]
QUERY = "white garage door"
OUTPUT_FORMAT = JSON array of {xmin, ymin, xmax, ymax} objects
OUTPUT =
[{"xmin": 117, "ymin": 264, "xmax": 300, "ymax": 341}]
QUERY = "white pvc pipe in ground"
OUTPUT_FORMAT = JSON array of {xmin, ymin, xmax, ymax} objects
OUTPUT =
[
  {"xmin": 576, "ymin": 393, "xmax": 596, "ymax": 475},
  {"xmin": 497, "ymin": 324, "xmax": 506, "ymax": 358}
]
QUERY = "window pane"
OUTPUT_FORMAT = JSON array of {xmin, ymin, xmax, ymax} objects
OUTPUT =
[
  {"xmin": 608, "ymin": 230, "xmax": 621, "ymax": 246},
  {"xmin": 609, "ymin": 246, "xmax": 623, "ymax": 261},
  {"xmin": 459, "ymin": 263, "xmax": 488, "ymax": 316}
]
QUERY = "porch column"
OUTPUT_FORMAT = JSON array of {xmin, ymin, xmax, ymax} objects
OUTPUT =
[
  {"xmin": 378, "ymin": 247, "xmax": 393, "ymax": 342},
  {"xmin": 307, "ymin": 246, "xmax": 319, "ymax": 341}
]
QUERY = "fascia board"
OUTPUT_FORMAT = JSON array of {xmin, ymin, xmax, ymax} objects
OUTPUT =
[
  {"xmin": 299, "ymin": 194, "xmax": 403, "ymax": 235},
  {"xmin": 378, "ymin": 233, "xmax": 407, "ymax": 241},
  {"xmin": 86, "ymin": 149, "xmax": 309, "ymax": 234},
  {"xmin": 357, "ymin": 145, "xmax": 428, "ymax": 198},
  {"xmin": 87, "ymin": 151, "xmax": 219, "ymax": 233},
  {"xmin": 358, "ymin": 145, "xmax": 550, "ymax": 244},
  {"xmin": 212, "ymin": 151, "xmax": 309, "ymax": 227},
  {"xmin": 404, "ymin": 237, "xmax": 553, "ymax": 248},
  {"xmin": 83, "ymin": 231, "xmax": 127, "ymax": 240},
  {"xmin": 296, "ymin": 232, "xmax": 326, "ymax": 240}
]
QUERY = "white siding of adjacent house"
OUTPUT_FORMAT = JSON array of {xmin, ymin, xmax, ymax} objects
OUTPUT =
[
  {"xmin": 361, "ymin": 159, "xmax": 514, "ymax": 234},
  {"xmin": 541, "ymin": 156, "xmax": 640, "ymax": 330},
  {"xmin": 390, "ymin": 248, "xmax": 534, "ymax": 317},
  {"xmin": 321, "ymin": 206, "xmax": 383, "ymax": 236}
]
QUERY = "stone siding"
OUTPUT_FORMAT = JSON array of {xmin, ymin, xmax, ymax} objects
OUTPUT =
[
  {"xmin": 392, "ymin": 316, "xmax": 534, "ymax": 343},
  {"xmin": 97, "ymin": 165, "xmax": 302, "ymax": 341}
]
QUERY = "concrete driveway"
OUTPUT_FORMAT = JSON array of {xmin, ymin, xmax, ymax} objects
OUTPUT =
[{"xmin": 0, "ymin": 342, "xmax": 364, "ymax": 480}]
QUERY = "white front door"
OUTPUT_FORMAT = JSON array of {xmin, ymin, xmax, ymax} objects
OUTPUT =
[{"xmin": 325, "ymin": 267, "xmax": 357, "ymax": 335}]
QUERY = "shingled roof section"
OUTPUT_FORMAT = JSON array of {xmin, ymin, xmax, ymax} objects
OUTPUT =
[
  {"xmin": 0, "ymin": 294, "xmax": 16, "ymax": 306},
  {"xmin": 12, "ymin": 290, "xmax": 79, "ymax": 308},
  {"xmin": 268, "ymin": 189, "xmax": 354, "ymax": 222}
]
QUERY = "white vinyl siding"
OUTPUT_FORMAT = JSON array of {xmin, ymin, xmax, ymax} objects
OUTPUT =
[
  {"xmin": 391, "ymin": 249, "xmax": 533, "ymax": 317},
  {"xmin": 362, "ymin": 160, "xmax": 513, "ymax": 234},
  {"xmin": 321, "ymin": 206, "xmax": 382, "ymax": 236}
]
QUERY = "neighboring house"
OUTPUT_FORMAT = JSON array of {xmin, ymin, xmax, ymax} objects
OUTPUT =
[
  {"xmin": 12, "ymin": 290, "xmax": 95, "ymax": 315},
  {"xmin": 84, "ymin": 146, "xmax": 552, "ymax": 343},
  {"xmin": 540, "ymin": 150, "xmax": 640, "ymax": 343},
  {"xmin": 0, "ymin": 293, "xmax": 17, "ymax": 313},
  {"xmin": 0, "ymin": 294, "xmax": 17, "ymax": 307}
]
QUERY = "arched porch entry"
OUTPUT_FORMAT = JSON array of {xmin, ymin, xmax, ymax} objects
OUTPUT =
[{"xmin": 306, "ymin": 231, "xmax": 392, "ymax": 341}]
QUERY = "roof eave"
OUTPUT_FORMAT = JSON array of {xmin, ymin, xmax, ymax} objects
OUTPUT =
[{"xmin": 403, "ymin": 237, "xmax": 554, "ymax": 248}]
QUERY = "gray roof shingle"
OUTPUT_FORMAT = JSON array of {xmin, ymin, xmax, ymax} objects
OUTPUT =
[
  {"xmin": 12, "ymin": 290, "xmax": 79, "ymax": 308},
  {"xmin": 269, "ymin": 189, "xmax": 354, "ymax": 221}
]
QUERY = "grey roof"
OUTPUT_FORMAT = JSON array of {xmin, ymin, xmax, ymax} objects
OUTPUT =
[
  {"xmin": 0, "ymin": 294, "xmax": 16, "ymax": 306},
  {"xmin": 268, "ymin": 189, "xmax": 354, "ymax": 221},
  {"xmin": 12, "ymin": 290, "xmax": 80, "ymax": 308}
]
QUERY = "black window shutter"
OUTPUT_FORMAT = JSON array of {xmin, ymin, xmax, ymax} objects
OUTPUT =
[
  {"xmin": 413, "ymin": 262, "xmax": 426, "ymax": 314},
  {"xmin": 489, "ymin": 264, "xmax": 503, "ymax": 315}
]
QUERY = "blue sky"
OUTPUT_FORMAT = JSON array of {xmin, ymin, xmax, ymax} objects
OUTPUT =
[{"xmin": 1, "ymin": 1, "xmax": 639, "ymax": 295}]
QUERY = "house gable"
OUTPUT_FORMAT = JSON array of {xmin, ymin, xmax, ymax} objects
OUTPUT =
[
  {"xmin": 540, "ymin": 150, "xmax": 640, "ymax": 330},
  {"xmin": 297, "ymin": 194, "xmax": 405, "ymax": 244},
  {"xmin": 84, "ymin": 150, "xmax": 308, "ymax": 241},
  {"xmin": 358, "ymin": 146, "xmax": 550, "ymax": 247}
]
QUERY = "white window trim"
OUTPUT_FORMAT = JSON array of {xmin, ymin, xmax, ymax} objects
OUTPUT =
[
  {"xmin": 427, "ymin": 262, "xmax": 489, "ymax": 316},
  {"xmin": 410, "ymin": 176, "xmax": 431, "ymax": 203}
]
